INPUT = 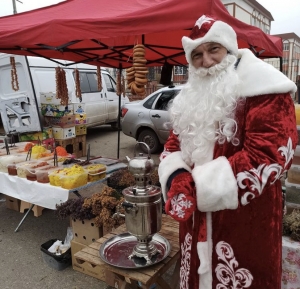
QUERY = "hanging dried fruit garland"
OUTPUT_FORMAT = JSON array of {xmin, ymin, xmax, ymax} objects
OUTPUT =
[
  {"xmin": 126, "ymin": 44, "xmax": 148, "ymax": 97},
  {"xmin": 97, "ymin": 66, "xmax": 102, "ymax": 91},
  {"xmin": 121, "ymin": 75, "xmax": 126, "ymax": 97},
  {"xmin": 74, "ymin": 68, "xmax": 82, "ymax": 101},
  {"xmin": 10, "ymin": 57, "xmax": 19, "ymax": 91},
  {"xmin": 55, "ymin": 67, "xmax": 69, "ymax": 106},
  {"xmin": 116, "ymin": 70, "xmax": 122, "ymax": 96}
]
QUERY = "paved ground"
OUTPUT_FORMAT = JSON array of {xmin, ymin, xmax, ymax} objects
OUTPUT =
[{"xmin": 0, "ymin": 126, "xmax": 165, "ymax": 289}]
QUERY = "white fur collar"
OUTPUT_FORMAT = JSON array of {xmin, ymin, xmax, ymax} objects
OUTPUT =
[{"xmin": 236, "ymin": 49, "xmax": 297, "ymax": 97}]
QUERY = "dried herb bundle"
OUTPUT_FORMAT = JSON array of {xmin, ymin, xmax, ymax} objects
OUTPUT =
[
  {"xmin": 283, "ymin": 209, "xmax": 300, "ymax": 241},
  {"xmin": 83, "ymin": 186, "xmax": 125, "ymax": 231},
  {"xmin": 55, "ymin": 185, "xmax": 124, "ymax": 231},
  {"xmin": 55, "ymin": 198, "xmax": 95, "ymax": 221},
  {"xmin": 150, "ymin": 167, "xmax": 160, "ymax": 186},
  {"xmin": 107, "ymin": 168, "xmax": 135, "ymax": 190}
]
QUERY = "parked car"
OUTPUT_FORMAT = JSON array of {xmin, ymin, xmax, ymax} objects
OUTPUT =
[{"xmin": 121, "ymin": 85, "xmax": 183, "ymax": 153}]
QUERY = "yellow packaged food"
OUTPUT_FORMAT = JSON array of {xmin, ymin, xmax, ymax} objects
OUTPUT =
[
  {"xmin": 49, "ymin": 168, "xmax": 66, "ymax": 186},
  {"xmin": 60, "ymin": 164, "xmax": 88, "ymax": 189},
  {"xmin": 31, "ymin": 145, "xmax": 51, "ymax": 159},
  {"xmin": 49, "ymin": 164, "xmax": 88, "ymax": 189},
  {"xmin": 84, "ymin": 164, "xmax": 106, "ymax": 182}
]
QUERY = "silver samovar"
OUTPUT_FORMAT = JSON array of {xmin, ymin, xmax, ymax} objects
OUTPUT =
[
  {"xmin": 122, "ymin": 142, "xmax": 163, "ymax": 265},
  {"xmin": 99, "ymin": 142, "xmax": 170, "ymax": 268}
]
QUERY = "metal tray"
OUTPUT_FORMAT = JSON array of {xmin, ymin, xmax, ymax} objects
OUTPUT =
[{"xmin": 99, "ymin": 233, "xmax": 171, "ymax": 269}]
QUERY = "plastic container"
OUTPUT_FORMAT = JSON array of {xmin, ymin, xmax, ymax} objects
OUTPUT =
[
  {"xmin": 0, "ymin": 154, "xmax": 27, "ymax": 173},
  {"xmin": 25, "ymin": 161, "xmax": 51, "ymax": 181},
  {"xmin": 36, "ymin": 166, "xmax": 59, "ymax": 183},
  {"xmin": 40, "ymin": 239, "xmax": 71, "ymax": 271},
  {"xmin": 49, "ymin": 164, "xmax": 88, "ymax": 189},
  {"xmin": 60, "ymin": 170, "xmax": 88, "ymax": 189},
  {"xmin": 16, "ymin": 160, "xmax": 39, "ymax": 178},
  {"xmin": 7, "ymin": 163, "xmax": 18, "ymax": 175},
  {"xmin": 83, "ymin": 164, "xmax": 107, "ymax": 182},
  {"xmin": 49, "ymin": 168, "xmax": 67, "ymax": 187}
]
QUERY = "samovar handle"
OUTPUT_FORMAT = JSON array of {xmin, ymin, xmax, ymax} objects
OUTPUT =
[{"xmin": 135, "ymin": 142, "xmax": 151, "ymax": 158}]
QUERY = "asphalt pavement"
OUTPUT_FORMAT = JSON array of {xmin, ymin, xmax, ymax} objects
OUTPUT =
[{"xmin": 0, "ymin": 126, "xmax": 163, "ymax": 289}]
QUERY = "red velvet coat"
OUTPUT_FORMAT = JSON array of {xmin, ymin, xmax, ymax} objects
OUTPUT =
[{"xmin": 158, "ymin": 50, "xmax": 298, "ymax": 289}]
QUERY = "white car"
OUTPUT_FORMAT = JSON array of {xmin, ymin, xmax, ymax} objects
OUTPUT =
[{"xmin": 121, "ymin": 85, "xmax": 182, "ymax": 153}]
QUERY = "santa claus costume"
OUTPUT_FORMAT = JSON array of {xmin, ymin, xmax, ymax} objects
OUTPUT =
[{"xmin": 158, "ymin": 15, "xmax": 298, "ymax": 289}]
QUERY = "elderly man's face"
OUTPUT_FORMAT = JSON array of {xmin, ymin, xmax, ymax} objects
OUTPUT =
[{"xmin": 191, "ymin": 42, "xmax": 227, "ymax": 69}]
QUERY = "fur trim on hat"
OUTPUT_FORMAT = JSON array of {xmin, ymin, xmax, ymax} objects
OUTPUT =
[
  {"xmin": 192, "ymin": 156, "xmax": 238, "ymax": 212},
  {"xmin": 182, "ymin": 16, "xmax": 238, "ymax": 64}
]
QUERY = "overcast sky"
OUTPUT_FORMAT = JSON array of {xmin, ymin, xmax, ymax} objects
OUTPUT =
[
  {"xmin": 0, "ymin": 0, "xmax": 299, "ymax": 36},
  {"xmin": 256, "ymin": 0, "xmax": 300, "ymax": 36}
]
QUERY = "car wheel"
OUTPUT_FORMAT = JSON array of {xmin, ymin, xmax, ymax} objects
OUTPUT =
[{"xmin": 138, "ymin": 129, "xmax": 162, "ymax": 154}]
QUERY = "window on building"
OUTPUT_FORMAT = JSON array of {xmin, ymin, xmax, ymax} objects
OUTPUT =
[
  {"xmin": 174, "ymin": 66, "xmax": 188, "ymax": 75},
  {"xmin": 283, "ymin": 43, "xmax": 289, "ymax": 51},
  {"xmin": 283, "ymin": 58, "xmax": 289, "ymax": 64}
]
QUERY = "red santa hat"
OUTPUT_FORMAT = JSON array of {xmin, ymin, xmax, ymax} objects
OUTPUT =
[{"xmin": 182, "ymin": 15, "xmax": 238, "ymax": 64}]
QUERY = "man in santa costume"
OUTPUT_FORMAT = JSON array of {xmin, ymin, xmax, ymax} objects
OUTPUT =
[{"xmin": 158, "ymin": 15, "xmax": 298, "ymax": 289}]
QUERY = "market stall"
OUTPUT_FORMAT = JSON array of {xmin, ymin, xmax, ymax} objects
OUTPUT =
[
  {"xmin": 0, "ymin": 0, "xmax": 283, "ymax": 158},
  {"xmin": 0, "ymin": 0, "xmax": 283, "ymax": 66},
  {"xmin": 0, "ymin": 142, "xmax": 127, "ymax": 231}
]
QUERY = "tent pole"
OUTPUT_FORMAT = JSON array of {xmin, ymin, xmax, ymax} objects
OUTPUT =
[{"xmin": 117, "ymin": 63, "xmax": 123, "ymax": 159}]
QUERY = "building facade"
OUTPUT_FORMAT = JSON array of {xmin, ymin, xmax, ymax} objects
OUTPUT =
[{"xmin": 221, "ymin": 0, "xmax": 273, "ymax": 34}]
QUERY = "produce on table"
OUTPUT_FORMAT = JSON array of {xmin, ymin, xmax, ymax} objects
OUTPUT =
[
  {"xmin": 84, "ymin": 164, "xmax": 106, "ymax": 182},
  {"xmin": 49, "ymin": 164, "xmax": 88, "ymax": 189}
]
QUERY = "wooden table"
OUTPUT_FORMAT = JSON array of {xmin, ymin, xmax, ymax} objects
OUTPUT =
[{"xmin": 74, "ymin": 214, "xmax": 180, "ymax": 289}]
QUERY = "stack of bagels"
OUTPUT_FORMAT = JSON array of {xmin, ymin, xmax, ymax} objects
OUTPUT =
[{"xmin": 126, "ymin": 44, "xmax": 148, "ymax": 97}]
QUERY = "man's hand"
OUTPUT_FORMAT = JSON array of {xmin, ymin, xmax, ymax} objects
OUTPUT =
[{"xmin": 165, "ymin": 172, "xmax": 196, "ymax": 221}]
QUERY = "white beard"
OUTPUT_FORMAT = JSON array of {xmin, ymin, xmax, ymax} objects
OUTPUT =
[{"xmin": 169, "ymin": 54, "xmax": 241, "ymax": 166}]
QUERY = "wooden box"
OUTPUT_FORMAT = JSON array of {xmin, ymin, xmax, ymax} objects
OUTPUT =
[
  {"xmin": 74, "ymin": 135, "xmax": 86, "ymax": 158},
  {"xmin": 55, "ymin": 137, "xmax": 76, "ymax": 156},
  {"xmin": 6, "ymin": 196, "xmax": 21, "ymax": 211}
]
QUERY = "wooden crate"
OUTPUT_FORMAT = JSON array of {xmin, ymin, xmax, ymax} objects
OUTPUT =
[
  {"xmin": 55, "ymin": 137, "xmax": 76, "ymax": 156},
  {"xmin": 74, "ymin": 135, "xmax": 86, "ymax": 158},
  {"xmin": 74, "ymin": 215, "xmax": 180, "ymax": 288},
  {"xmin": 20, "ymin": 201, "xmax": 44, "ymax": 217},
  {"xmin": 6, "ymin": 196, "xmax": 21, "ymax": 211}
]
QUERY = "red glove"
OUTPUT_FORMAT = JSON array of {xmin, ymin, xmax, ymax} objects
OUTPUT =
[{"xmin": 165, "ymin": 172, "xmax": 196, "ymax": 221}]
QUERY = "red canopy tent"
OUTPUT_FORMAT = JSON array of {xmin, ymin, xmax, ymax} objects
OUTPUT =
[
  {"xmin": 0, "ymin": 0, "xmax": 282, "ymax": 68},
  {"xmin": 0, "ymin": 0, "xmax": 283, "ymax": 158}
]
